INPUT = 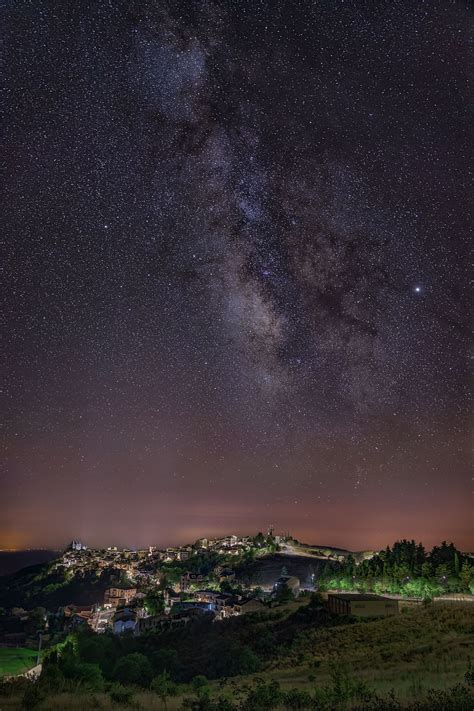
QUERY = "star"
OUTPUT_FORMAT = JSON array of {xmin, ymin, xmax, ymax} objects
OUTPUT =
[{"xmin": 1, "ymin": 0, "xmax": 470, "ymax": 551}]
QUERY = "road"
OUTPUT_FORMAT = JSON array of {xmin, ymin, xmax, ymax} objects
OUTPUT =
[{"xmin": 278, "ymin": 542, "xmax": 336, "ymax": 560}]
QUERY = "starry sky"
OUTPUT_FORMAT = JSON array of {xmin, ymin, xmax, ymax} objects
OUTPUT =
[{"xmin": 1, "ymin": 0, "xmax": 472, "ymax": 552}]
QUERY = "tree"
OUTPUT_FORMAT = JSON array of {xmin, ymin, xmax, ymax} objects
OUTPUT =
[
  {"xmin": 73, "ymin": 662, "xmax": 104, "ymax": 691},
  {"xmin": 454, "ymin": 551, "xmax": 461, "ymax": 576},
  {"xmin": 346, "ymin": 554, "xmax": 355, "ymax": 577},
  {"xmin": 276, "ymin": 585, "xmax": 294, "ymax": 603},
  {"xmin": 78, "ymin": 633, "xmax": 117, "ymax": 676},
  {"xmin": 192, "ymin": 674, "xmax": 210, "ymax": 698},
  {"xmin": 40, "ymin": 663, "xmax": 65, "ymax": 692},
  {"xmin": 113, "ymin": 652, "xmax": 153, "ymax": 688},
  {"xmin": 421, "ymin": 561, "xmax": 432, "ymax": 578},
  {"xmin": 26, "ymin": 607, "xmax": 46, "ymax": 635},
  {"xmin": 151, "ymin": 671, "xmax": 177, "ymax": 710},
  {"xmin": 144, "ymin": 590, "xmax": 165, "ymax": 615},
  {"xmin": 209, "ymin": 642, "xmax": 261, "ymax": 678},
  {"xmin": 435, "ymin": 563, "xmax": 449, "ymax": 580},
  {"xmin": 459, "ymin": 562, "xmax": 472, "ymax": 592},
  {"xmin": 150, "ymin": 648, "xmax": 179, "ymax": 677}
]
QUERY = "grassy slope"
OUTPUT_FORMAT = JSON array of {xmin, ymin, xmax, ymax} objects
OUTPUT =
[
  {"xmin": 0, "ymin": 604, "xmax": 472, "ymax": 708},
  {"xmin": 233, "ymin": 603, "xmax": 474, "ymax": 700},
  {"xmin": 0, "ymin": 648, "xmax": 38, "ymax": 677}
]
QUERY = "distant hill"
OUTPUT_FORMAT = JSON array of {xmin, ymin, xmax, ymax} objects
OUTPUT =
[{"xmin": 0, "ymin": 550, "xmax": 58, "ymax": 576}]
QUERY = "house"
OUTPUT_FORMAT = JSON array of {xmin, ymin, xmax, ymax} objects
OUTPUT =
[
  {"xmin": 164, "ymin": 587, "xmax": 181, "ymax": 608},
  {"xmin": 172, "ymin": 601, "xmax": 214, "ymax": 615},
  {"xmin": 216, "ymin": 544, "xmax": 242, "ymax": 556},
  {"xmin": 327, "ymin": 594, "xmax": 399, "ymax": 617},
  {"xmin": 112, "ymin": 608, "xmax": 137, "ymax": 634},
  {"xmin": 136, "ymin": 614, "xmax": 168, "ymax": 635},
  {"xmin": 233, "ymin": 597, "xmax": 266, "ymax": 615},
  {"xmin": 171, "ymin": 607, "xmax": 209, "ymax": 624},
  {"xmin": 223, "ymin": 535, "xmax": 238, "ymax": 547},
  {"xmin": 67, "ymin": 611, "xmax": 93, "ymax": 631},
  {"xmin": 274, "ymin": 575, "xmax": 300, "ymax": 597},
  {"xmin": 91, "ymin": 608, "xmax": 115, "ymax": 633},
  {"xmin": 215, "ymin": 593, "xmax": 240, "ymax": 618},
  {"xmin": 218, "ymin": 568, "xmax": 236, "ymax": 583},
  {"xmin": 62, "ymin": 604, "xmax": 95, "ymax": 618},
  {"xmin": 104, "ymin": 587, "xmax": 137, "ymax": 607},
  {"xmin": 180, "ymin": 572, "xmax": 205, "ymax": 592},
  {"xmin": 194, "ymin": 590, "xmax": 221, "ymax": 606}
]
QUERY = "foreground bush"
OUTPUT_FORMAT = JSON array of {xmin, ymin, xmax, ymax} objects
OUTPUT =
[
  {"xmin": 109, "ymin": 682, "xmax": 135, "ymax": 705},
  {"xmin": 113, "ymin": 651, "xmax": 153, "ymax": 687}
]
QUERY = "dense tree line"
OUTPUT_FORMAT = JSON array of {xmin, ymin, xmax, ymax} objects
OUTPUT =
[{"xmin": 318, "ymin": 540, "xmax": 473, "ymax": 597}]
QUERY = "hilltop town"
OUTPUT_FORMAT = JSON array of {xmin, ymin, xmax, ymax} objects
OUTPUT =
[
  {"xmin": 0, "ymin": 534, "xmax": 473, "ymax": 709},
  {"xmin": 9, "ymin": 530, "xmax": 338, "ymax": 639}
]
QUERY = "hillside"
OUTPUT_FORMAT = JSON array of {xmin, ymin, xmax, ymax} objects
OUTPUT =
[
  {"xmin": 0, "ymin": 600, "xmax": 472, "ymax": 709},
  {"xmin": 0, "ymin": 560, "xmax": 119, "ymax": 610},
  {"xmin": 236, "ymin": 553, "xmax": 335, "ymax": 588},
  {"xmin": 231, "ymin": 603, "xmax": 474, "ymax": 702}
]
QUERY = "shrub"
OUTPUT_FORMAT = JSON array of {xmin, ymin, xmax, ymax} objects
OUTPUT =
[
  {"xmin": 192, "ymin": 674, "xmax": 210, "ymax": 697},
  {"xmin": 151, "ymin": 670, "xmax": 177, "ymax": 706},
  {"xmin": 74, "ymin": 662, "xmax": 104, "ymax": 691},
  {"xmin": 21, "ymin": 683, "xmax": 45, "ymax": 709},
  {"xmin": 240, "ymin": 680, "xmax": 282, "ymax": 710},
  {"xmin": 109, "ymin": 682, "xmax": 134, "ymax": 705},
  {"xmin": 113, "ymin": 652, "xmax": 153, "ymax": 687},
  {"xmin": 283, "ymin": 687, "xmax": 314, "ymax": 709},
  {"xmin": 39, "ymin": 663, "xmax": 65, "ymax": 691}
]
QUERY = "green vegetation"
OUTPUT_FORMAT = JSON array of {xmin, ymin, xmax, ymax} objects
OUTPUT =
[
  {"xmin": 143, "ymin": 590, "xmax": 165, "ymax": 615},
  {"xmin": 0, "ymin": 648, "xmax": 38, "ymax": 677},
  {"xmin": 0, "ymin": 539, "xmax": 473, "ymax": 708},
  {"xmin": 0, "ymin": 562, "xmax": 123, "ymax": 610},
  {"xmin": 318, "ymin": 540, "xmax": 473, "ymax": 598},
  {"xmin": 0, "ymin": 668, "xmax": 472, "ymax": 709},
  {"xmin": 0, "ymin": 597, "xmax": 470, "ymax": 709}
]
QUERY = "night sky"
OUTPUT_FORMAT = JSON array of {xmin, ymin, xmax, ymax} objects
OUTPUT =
[{"xmin": 2, "ymin": 1, "xmax": 472, "ymax": 551}]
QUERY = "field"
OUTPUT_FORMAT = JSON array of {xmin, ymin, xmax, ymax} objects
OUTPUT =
[
  {"xmin": 0, "ymin": 648, "xmax": 39, "ymax": 677},
  {"xmin": 229, "ymin": 603, "xmax": 474, "ymax": 701},
  {"xmin": 0, "ymin": 604, "xmax": 472, "ymax": 709}
]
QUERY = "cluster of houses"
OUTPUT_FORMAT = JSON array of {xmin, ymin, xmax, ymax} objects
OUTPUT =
[
  {"xmin": 58, "ymin": 570, "xmax": 302, "ymax": 637},
  {"xmin": 58, "ymin": 582, "xmax": 406, "ymax": 639},
  {"xmin": 43, "ymin": 536, "xmax": 403, "ymax": 639},
  {"xmin": 55, "ymin": 542, "xmax": 161, "ymax": 585},
  {"xmin": 162, "ymin": 534, "xmax": 257, "ymax": 561},
  {"xmin": 56, "ymin": 534, "xmax": 262, "ymax": 583}
]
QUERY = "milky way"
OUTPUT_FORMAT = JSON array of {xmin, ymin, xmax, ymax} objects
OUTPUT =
[{"xmin": 1, "ymin": 1, "xmax": 471, "ymax": 550}]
